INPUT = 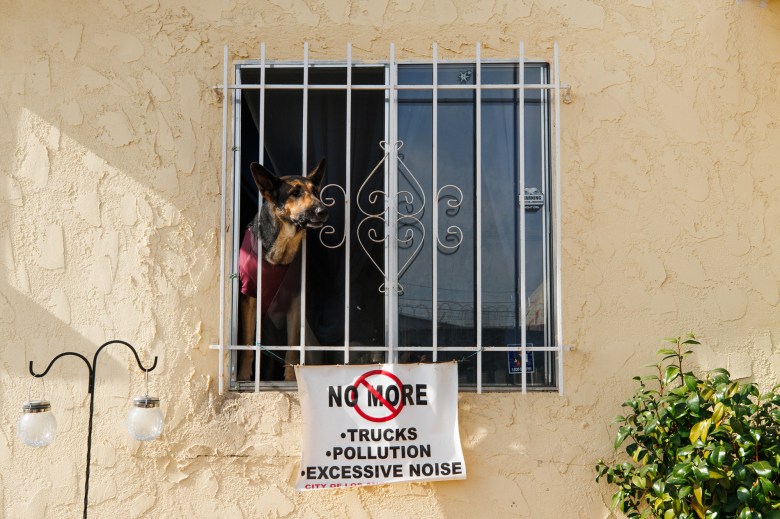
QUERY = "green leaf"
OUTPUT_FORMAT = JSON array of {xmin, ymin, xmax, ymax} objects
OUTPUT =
[
  {"xmin": 708, "ymin": 467, "xmax": 727, "ymax": 479},
  {"xmin": 737, "ymin": 486, "xmax": 750, "ymax": 503},
  {"xmin": 684, "ymin": 374, "xmax": 699, "ymax": 391},
  {"xmin": 712, "ymin": 402, "xmax": 726, "ymax": 423},
  {"xmin": 709, "ymin": 445, "xmax": 727, "ymax": 467},
  {"xmin": 694, "ymin": 485, "xmax": 703, "ymax": 505},
  {"xmin": 690, "ymin": 419, "xmax": 712, "ymax": 444},
  {"xmin": 737, "ymin": 508, "xmax": 754, "ymax": 519},
  {"xmin": 732, "ymin": 462, "xmax": 748, "ymax": 481},
  {"xmin": 615, "ymin": 426, "xmax": 630, "ymax": 449},
  {"xmin": 730, "ymin": 417, "xmax": 745, "ymax": 435},
  {"xmin": 693, "ymin": 464, "xmax": 710, "ymax": 481},
  {"xmin": 611, "ymin": 490, "xmax": 623, "ymax": 511},
  {"xmin": 687, "ymin": 392, "xmax": 701, "ymax": 414},
  {"xmin": 669, "ymin": 462, "xmax": 693, "ymax": 486},
  {"xmin": 678, "ymin": 445, "xmax": 695, "ymax": 459},
  {"xmin": 640, "ymin": 464, "xmax": 658, "ymax": 479},
  {"xmin": 663, "ymin": 365, "xmax": 681, "ymax": 386},
  {"xmin": 750, "ymin": 461, "xmax": 773, "ymax": 477},
  {"xmin": 652, "ymin": 479, "xmax": 666, "ymax": 496},
  {"xmin": 658, "ymin": 348, "xmax": 678, "ymax": 356},
  {"xmin": 671, "ymin": 400, "xmax": 689, "ymax": 419},
  {"xmin": 645, "ymin": 416, "xmax": 659, "ymax": 434},
  {"xmin": 709, "ymin": 369, "xmax": 731, "ymax": 385},
  {"xmin": 759, "ymin": 477, "xmax": 778, "ymax": 495}
]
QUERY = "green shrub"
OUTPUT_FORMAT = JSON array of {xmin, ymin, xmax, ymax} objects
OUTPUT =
[{"xmin": 595, "ymin": 334, "xmax": 780, "ymax": 518}]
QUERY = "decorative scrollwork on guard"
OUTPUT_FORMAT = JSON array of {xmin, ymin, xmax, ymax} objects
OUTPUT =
[
  {"xmin": 396, "ymin": 151, "xmax": 425, "ymax": 221},
  {"xmin": 355, "ymin": 141, "xmax": 428, "ymax": 295},
  {"xmin": 394, "ymin": 144, "xmax": 427, "ymax": 294},
  {"xmin": 436, "ymin": 184, "xmax": 464, "ymax": 252},
  {"xmin": 318, "ymin": 183, "xmax": 347, "ymax": 249},
  {"xmin": 356, "ymin": 140, "xmax": 393, "ymax": 218},
  {"xmin": 348, "ymin": 140, "xmax": 465, "ymax": 294},
  {"xmin": 396, "ymin": 216, "xmax": 425, "ymax": 296},
  {"xmin": 356, "ymin": 214, "xmax": 390, "ymax": 293}
]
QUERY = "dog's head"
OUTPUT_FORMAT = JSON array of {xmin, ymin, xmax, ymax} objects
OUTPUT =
[{"xmin": 250, "ymin": 159, "xmax": 329, "ymax": 229}]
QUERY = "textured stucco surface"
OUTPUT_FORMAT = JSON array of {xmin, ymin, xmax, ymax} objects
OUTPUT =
[{"xmin": 1, "ymin": 0, "xmax": 780, "ymax": 517}]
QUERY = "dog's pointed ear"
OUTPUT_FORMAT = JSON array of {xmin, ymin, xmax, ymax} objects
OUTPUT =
[
  {"xmin": 250, "ymin": 162, "xmax": 279, "ymax": 200},
  {"xmin": 306, "ymin": 158, "xmax": 327, "ymax": 187}
]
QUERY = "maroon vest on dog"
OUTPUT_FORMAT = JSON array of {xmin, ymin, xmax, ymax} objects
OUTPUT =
[{"xmin": 239, "ymin": 227, "xmax": 291, "ymax": 315}]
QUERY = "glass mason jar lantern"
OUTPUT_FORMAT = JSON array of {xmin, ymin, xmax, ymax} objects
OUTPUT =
[
  {"xmin": 127, "ymin": 396, "xmax": 163, "ymax": 441},
  {"xmin": 19, "ymin": 400, "xmax": 57, "ymax": 447}
]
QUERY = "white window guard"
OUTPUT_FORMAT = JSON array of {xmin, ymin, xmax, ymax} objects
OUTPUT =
[{"xmin": 210, "ymin": 42, "xmax": 568, "ymax": 396}]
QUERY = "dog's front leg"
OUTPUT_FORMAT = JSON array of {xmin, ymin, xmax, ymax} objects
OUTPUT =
[{"xmin": 238, "ymin": 292, "xmax": 258, "ymax": 381}]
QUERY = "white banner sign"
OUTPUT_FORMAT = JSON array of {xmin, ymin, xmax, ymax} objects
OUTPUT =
[{"xmin": 295, "ymin": 362, "xmax": 466, "ymax": 490}]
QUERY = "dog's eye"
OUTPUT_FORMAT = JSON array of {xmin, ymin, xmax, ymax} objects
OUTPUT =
[{"xmin": 291, "ymin": 187, "xmax": 302, "ymax": 197}]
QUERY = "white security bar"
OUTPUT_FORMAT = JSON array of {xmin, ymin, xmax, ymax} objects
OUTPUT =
[
  {"xmin": 387, "ymin": 43, "xmax": 398, "ymax": 364},
  {"xmin": 300, "ymin": 43, "xmax": 310, "ymax": 365},
  {"xmin": 344, "ymin": 43, "xmax": 353, "ymax": 364},
  {"xmin": 475, "ymin": 42, "xmax": 483, "ymax": 393},
  {"xmin": 431, "ymin": 42, "xmax": 439, "ymax": 363},
  {"xmin": 215, "ymin": 84, "xmax": 561, "ymax": 91},
  {"xmin": 519, "ymin": 42, "xmax": 527, "ymax": 395},
  {"xmin": 218, "ymin": 45, "xmax": 229, "ymax": 394},
  {"xmin": 254, "ymin": 42, "xmax": 268, "ymax": 393},
  {"xmin": 554, "ymin": 42, "xmax": 564, "ymax": 396}
]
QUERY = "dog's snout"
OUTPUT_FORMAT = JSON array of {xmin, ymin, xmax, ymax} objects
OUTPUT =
[{"xmin": 302, "ymin": 203, "xmax": 329, "ymax": 229}]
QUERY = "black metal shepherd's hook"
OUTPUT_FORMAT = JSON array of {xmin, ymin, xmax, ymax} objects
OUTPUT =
[{"xmin": 29, "ymin": 340, "xmax": 158, "ymax": 519}]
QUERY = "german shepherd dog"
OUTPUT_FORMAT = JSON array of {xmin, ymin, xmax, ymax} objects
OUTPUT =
[{"xmin": 237, "ymin": 159, "xmax": 327, "ymax": 382}]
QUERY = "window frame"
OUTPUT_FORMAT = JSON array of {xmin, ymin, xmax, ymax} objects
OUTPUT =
[{"xmin": 213, "ymin": 43, "xmax": 566, "ymax": 395}]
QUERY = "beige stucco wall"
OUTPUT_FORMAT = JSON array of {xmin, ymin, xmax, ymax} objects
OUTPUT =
[{"xmin": 2, "ymin": 0, "xmax": 780, "ymax": 517}]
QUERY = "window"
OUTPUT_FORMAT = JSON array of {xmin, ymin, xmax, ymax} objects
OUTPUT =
[{"xmin": 214, "ymin": 44, "xmax": 564, "ymax": 394}]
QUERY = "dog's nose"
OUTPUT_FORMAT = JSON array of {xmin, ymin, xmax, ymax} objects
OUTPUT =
[{"xmin": 315, "ymin": 206, "xmax": 328, "ymax": 219}]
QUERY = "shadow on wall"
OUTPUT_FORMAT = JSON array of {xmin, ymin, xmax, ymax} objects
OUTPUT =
[
  {"xmin": 0, "ymin": 101, "xmax": 217, "ymax": 361},
  {"xmin": 2, "ymin": 100, "xmax": 219, "ymax": 237},
  {"xmin": 0, "ymin": 105, "xmax": 181, "ymax": 394},
  {"xmin": 0, "ymin": 279, "xmax": 143, "ymax": 389},
  {"xmin": 0, "ymin": 45, "xmax": 222, "ymax": 332}
]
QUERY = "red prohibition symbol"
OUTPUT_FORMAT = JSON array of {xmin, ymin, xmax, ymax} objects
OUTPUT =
[{"xmin": 352, "ymin": 370, "xmax": 404, "ymax": 422}]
